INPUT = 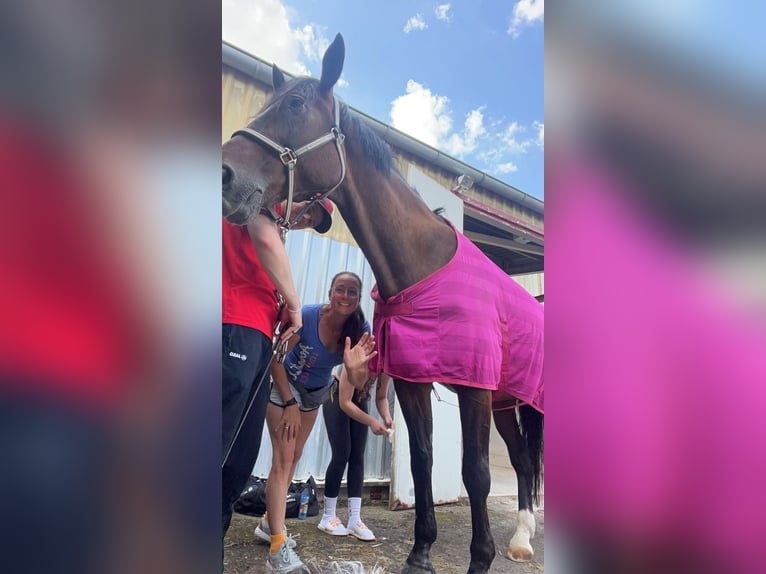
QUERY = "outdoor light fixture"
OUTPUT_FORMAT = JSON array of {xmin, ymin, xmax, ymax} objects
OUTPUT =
[
  {"xmin": 454, "ymin": 174, "xmax": 474, "ymax": 192},
  {"xmin": 456, "ymin": 174, "xmax": 474, "ymax": 189}
]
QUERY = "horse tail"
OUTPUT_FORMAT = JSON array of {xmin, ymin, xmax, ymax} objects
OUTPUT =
[{"xmin": 519, "ymin": 404, "xmax": 544, "ymax": 506}]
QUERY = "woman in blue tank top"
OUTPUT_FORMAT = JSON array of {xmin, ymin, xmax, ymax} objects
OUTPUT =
[{"xmin": 257, "ymin": 272, "xmax": 375, "ymax": 566}]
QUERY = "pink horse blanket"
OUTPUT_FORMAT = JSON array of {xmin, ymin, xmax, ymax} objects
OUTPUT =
[{"xmin": 368, "ymin": 226, "xmax": 544, "ymax": 413}]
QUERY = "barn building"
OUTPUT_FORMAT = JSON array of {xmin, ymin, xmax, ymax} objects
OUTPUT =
[{"xmin": 223, "ymin": 41, "xmax": 543, "ymax": 506}]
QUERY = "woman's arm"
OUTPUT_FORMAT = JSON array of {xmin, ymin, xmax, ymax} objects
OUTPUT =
[
  {"xmin": 338, "ymin": 370, "xmax": 389, "ymax": 435},
  {"xmin": 269, "ymin": 333, "xmax": 301, "ymax": 440},
  {"xmin": 247, "ymin": 213, "xmax": 302, "ymax": 341},
  {"xmin": 374, "ymin": 374, "xmax": 394, "ymax": 430}
]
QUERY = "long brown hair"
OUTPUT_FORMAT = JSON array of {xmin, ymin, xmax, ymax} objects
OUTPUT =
[{"xmin": 329, "ymin": 271, "xmax": 366, "ymax": 347}]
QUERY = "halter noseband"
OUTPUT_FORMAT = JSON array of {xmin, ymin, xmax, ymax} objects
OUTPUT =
[{"xmin": 232, "ymin": 97, "xmax": 346, "ymax": 233}]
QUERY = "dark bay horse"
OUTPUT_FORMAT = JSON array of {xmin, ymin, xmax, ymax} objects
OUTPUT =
[{"xmin": 222, "ymin": 34, "xmax": 543, "ymax": 573}]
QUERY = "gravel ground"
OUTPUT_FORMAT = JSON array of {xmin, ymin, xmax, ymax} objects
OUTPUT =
[{"xmin": 223, "ymin": 496, "xmax": 544, "ymax": 574}]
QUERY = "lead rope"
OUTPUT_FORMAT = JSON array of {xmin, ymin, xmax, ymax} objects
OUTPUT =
[{"xmin": 431, "ymin": 385, "xmax": 460, "ymax": 409}]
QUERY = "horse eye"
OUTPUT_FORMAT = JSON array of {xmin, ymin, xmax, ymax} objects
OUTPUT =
[{"xmin": 286, "ymin": 96, "xmax": 305, "ymax": 113}]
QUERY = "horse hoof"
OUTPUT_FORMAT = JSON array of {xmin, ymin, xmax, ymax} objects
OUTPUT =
[
  {"xmin": 506, "ymin": 546, "xmax": 533, "ymax": 563},
  {"xmin": 401, "ymin": 561, "xmax": 435, "ymax": 574}
]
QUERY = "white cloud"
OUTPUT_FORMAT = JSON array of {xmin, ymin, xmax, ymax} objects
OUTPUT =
[
  {"xmin": 222, "ymin": 0, "xmax": 333, "ymax": 78},
  {"xmin": 508, "ymin": 0, "xmax": 544, "ymax": 38},
  {"xmin": 502, "ymin": 122, "xmax": 532, "ymax": 154},
  {"xmin": 222, "ymin": 0, "xmax": 305, "ymax": 74},
  {"xmin": 389, "ymin": 81, "xmax": 485, "ymax": 157},
  {"xmin": 445, "ymin": 107, "xmax": 487, "ymax": 156},
  {"xmin": 497, "ymin": 162, "xmax": 519, "ymax": 173},
  {"xmin": 477, "ymin": 119, "xmax": 541, "ymax": 178},
  {"xmin": 465, "ymin": 109, "xmax": 486, "ymax": 141},
  {"xmin": 435, "ymin": 4, "xmax": 451, "ymax": 22},
  {"xmin": 404, "ymin": 14, "xmax": 428, "ymax": 33},
  {"xmin": 294, "ymin": 25, "xmax": 329, "ymax": 64},
  {"xmin": 390, "ymin": 80, "xmax": 452, "ymax": 148},
  {"xmin": 390, "ymin": 81, "xmax": 540, "ymax": 181}
]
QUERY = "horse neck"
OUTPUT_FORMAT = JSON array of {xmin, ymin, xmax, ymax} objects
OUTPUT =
[{"xmin": 331, "ymin": 144, "xmax": 457, "ymax": 300}]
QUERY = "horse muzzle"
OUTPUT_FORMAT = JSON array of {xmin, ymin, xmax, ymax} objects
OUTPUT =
[{"xmin": 222, "ymin": 180, "xmax": 264, "ymax": 226}]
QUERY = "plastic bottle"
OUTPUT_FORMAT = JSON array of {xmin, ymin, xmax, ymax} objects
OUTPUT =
[{"xmin": 298, "ymin": 486, "xmax": 310, "ymax": 520}]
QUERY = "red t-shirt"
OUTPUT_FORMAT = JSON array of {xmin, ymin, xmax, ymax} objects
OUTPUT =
[
  {"xmin": 0, "ymin": 119, "xmax": 148, "ymax": 408},
  {"xmin": 222, "ymin": 218, "xmax": 279, "ymax": 338}
]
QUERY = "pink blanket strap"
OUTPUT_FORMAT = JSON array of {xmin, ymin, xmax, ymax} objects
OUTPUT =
[{"xmin": 375, "ymin": 301, "xmax": 413, "ymax": 317}]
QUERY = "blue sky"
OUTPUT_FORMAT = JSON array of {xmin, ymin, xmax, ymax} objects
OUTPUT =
[{"xmin": 223, "ymin": 0, "xmax": 544, "ymax": 200}]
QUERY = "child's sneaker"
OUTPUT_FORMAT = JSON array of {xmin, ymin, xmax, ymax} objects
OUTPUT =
[
  {"xmin": 347, "ymin": 520, "xmax": 375, "ymax": 541},
  {"xmin": 317, "ymin": 516, "xmax": 348, "ymax": 536},
  {"xmin": 255, "ymin": 517, "xmax": 297, "ymax": 548},
  {"xmin": 266, "ymin": 542, "xmax": 305, "ymax": 573}
]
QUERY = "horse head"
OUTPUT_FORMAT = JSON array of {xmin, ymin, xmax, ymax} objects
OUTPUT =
[{"xmin": 222, "ymin": 34, "xmax": 346, "ymax": 225}]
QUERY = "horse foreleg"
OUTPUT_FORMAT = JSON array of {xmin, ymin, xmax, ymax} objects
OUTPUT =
[
  {"xmin": 493, "ymin": 408, "xmax": 536, "ymax": 562},
  {"xmin": 394, "ymin": 379, "xmax": 436, "ymax": 574},
  {"xmin": 455, "ymin": 387, "xmax": 495, "ymax": 574}
]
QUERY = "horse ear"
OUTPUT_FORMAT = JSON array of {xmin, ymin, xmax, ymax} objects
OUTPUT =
[
  {"xmin": 272, "ymin": 65, "xmax": 286, "ymax": 91},
  {"xmin": 319, "ymin": 33, "xmax": 345, "ymax": 93}
]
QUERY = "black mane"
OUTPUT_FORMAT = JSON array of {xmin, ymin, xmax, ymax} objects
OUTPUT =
[{"xmin": 339, "ymin": 103, "xmax": 393, "ymax": 175}]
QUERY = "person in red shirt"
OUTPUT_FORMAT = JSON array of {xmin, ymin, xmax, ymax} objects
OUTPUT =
[{"xmin": 222, "ymin": 199, "xmax": 333, "ymax": 539}]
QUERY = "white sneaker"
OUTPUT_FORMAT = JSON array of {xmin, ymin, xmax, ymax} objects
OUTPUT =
[
  {"xmin": 266, "ymin": 542, "xmax": 305, "ymax": 573},
  {"xmin": 317, "ymin": 516, "xmax": 348, "ymax": 536},
  {"xmin": 347, "ymin": 520, "xmax": 375, "ymax": 541},
  {"xmin": 255, "ymin": 517, "xmax": 297, "ymax": 548}
]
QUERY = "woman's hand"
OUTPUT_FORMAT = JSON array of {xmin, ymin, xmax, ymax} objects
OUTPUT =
[
  {"xmin": 278, "ymin": 404, "xmax": 301, "ymax": 441},
  {"xmin": 277, "ymin": 305, "xmax": 302, "ymax": 342},
  {"xmin": 343, "ymin": 333, "xmax": 377, "ymax": 389},
  {"xmin": 343, "ymin": 333, "xmax": 376, "ymax": 369},
  {"xmin": 369, "ymin": 419, "xmax": 389, "ymax": 436}
]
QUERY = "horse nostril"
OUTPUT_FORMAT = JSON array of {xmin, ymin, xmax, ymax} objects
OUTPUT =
[{"xmin": 222, "ymin": 165, "xmax": 233, "ymax": 186}]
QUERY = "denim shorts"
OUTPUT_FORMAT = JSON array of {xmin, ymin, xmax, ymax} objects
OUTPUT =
[{"xmin": 269, "ymin": 379, "xmax": 321, "ymax": 412}]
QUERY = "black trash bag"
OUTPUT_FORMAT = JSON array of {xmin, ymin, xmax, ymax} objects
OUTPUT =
[
  {"xmin": 233, "ymin": 476, "xmax": 267, "ymax": 516},
  {"xmin": 234, "ymin": 475, "xmax": 319, "ymax": 518}
]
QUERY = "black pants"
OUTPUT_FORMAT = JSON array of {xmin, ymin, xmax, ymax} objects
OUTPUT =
[
  {"xmin": 0, "ymin": 395, "xmax": 110, "ymax": 574},
  {"xmin": 222, "ymin": 324, "xmax": 272, "ymax": 536},
  {"xmin": 322, "ymin": 391, "xmax": 369, "ymax": 499}
]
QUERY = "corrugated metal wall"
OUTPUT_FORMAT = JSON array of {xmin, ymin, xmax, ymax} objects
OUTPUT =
[
  {"xmin": 251, "ymin": 228, "xmax": 394, "ymax": 483},
  {"xmin": 511, "ymin": 272, "xmax": 544, "ymax": 298}
]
